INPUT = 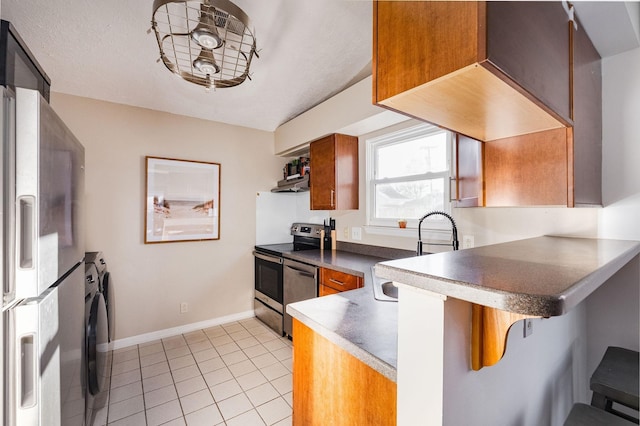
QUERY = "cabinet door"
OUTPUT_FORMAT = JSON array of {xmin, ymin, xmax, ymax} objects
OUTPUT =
[
  {"xmin": 486, "ymin": 1, "xmax": 571, "ymax": 123},
  {"xmin": 310, "ymin": 134, "xmax": 359, "ymax": 210},
  {"xmin": 455, "ymin": 134, "xmax": 483, "ymax": 207},
  {"xmin": 484, "ymin": 128, "xmax": 569, "ymax": 206},
  {"xmin": 373, "ymin": 1, "xmax": 480, "ymax": 102},
  {"xmin": 572, "ymin": 14, "xmax": 602, "ymax": 206},
  {"xmin": 334, "ymin": 134, "xmax": 359, "ymax": 210},
  {"xmin": 310, "ymin": 135, "xmax": 336, "ymax": 210}
]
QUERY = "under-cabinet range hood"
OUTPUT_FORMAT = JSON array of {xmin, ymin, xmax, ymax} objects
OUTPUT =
[{"xmin": 271, "ymin": 175, "xmax": 309, "ymax": 192}]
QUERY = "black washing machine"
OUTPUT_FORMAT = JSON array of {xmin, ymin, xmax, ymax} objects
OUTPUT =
[
  {"xmin": 84, "ymin": 262, "xmax": 111, "ymax": 425},
  {"xmin": 85, "ymin": 251, "xmax": 114, "ymax": 341}
]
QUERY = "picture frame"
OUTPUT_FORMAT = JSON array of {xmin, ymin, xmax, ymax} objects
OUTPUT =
[{"xmin": 144, "ymin": 156, "xmax": 221, "ymax": 243}]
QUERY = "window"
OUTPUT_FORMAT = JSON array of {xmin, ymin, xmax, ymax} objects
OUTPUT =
[{"xmin": 366, "ymin": 122, "xmax": 453, "ymax": 229}]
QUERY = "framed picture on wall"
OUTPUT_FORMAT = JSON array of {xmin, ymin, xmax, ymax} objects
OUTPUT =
[{"xmin": 144, "ymin": 156, "xmax": 221, "ymax": 243}]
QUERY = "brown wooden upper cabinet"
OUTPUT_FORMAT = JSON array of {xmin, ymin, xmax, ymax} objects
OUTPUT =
[
  {"xmin": 310, "ymin": 134, "xmax": 359, "ymax": 210},
  {"xmin": 373, "ymin": 1, "xmax": 572, "ymax": 142},
  {"xmin": 377, "ymin": 1, "xmax": 602, "ymax": 207}
]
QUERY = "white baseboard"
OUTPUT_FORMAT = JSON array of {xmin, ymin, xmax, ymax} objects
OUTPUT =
[{"xmin": 110, "ymin": 310, "xmax": 256, "ymax": 351}]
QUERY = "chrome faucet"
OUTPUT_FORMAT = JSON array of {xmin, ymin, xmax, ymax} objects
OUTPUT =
[{"xmin": 417, "ymin": 211, "xmax": 459, "ymax": 255}]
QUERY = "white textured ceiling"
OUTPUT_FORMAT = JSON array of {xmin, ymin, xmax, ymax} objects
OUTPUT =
[
  {"xmin": 1, "ymin": 1, "xmax": 638, "ymax": 133},
  {"xmin": 1, "ymin": 0, "xmax": 372, "ymax": 132}
]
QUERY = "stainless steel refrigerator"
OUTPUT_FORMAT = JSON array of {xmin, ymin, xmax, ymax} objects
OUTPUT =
[{"xmin": 2, "ymin": 87, "xmax": 85, "ymax": 425}]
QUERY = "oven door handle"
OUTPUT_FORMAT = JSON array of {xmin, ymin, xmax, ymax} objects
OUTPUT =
[{"xmin": 254, "ymin": 252, "xmax": 283, "ymax": 265}]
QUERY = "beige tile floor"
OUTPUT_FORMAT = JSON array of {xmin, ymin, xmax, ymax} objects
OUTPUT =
[{"xmin": 98, "ymin": 318, "xmax": 293, "ymax": 426}]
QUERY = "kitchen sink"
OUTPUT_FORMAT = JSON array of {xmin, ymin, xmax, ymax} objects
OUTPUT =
[{"xmin": 371, "ymin": 266, "xmax": 398, "ymax": 302}]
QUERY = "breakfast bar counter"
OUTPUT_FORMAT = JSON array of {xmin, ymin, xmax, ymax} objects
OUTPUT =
[{"xmin": 374, "ymin": 236, "xmax": 640, "ymax": 317}]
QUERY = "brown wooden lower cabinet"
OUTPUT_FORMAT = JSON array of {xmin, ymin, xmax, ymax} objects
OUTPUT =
[
  {"xmin": 319, "ymin": 268, "xmax": 363, "ymax": 294},
  {"xmin": 292, "ymin": 319, "xmax": 397, "ymax": 425}
]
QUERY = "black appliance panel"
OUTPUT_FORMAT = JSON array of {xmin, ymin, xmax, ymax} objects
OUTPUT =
[{"xmin": 254, "ymin": 252, "xmax": 283, "ymax": 304}]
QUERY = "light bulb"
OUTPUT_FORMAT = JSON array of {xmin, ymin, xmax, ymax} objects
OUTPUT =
[
  {"xmin": 191, "ymin": 4, "xmax": 223, "ymax": 49},
  {"xmin": 192, "ymin": 29, "xmax": 223, "ymax": 50},
  {"xmin": 193, "ymin": 49, "xmax": 220, "ymax": 75}
]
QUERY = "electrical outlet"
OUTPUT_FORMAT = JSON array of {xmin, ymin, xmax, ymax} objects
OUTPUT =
[
  {"xmin": 180, "ymin": 302, "xmax": 188, "ymax": 313},
  {"xmin": 523, "ymin": 319, "xmax": 533, "ymax": 337},
  {"xmin": 462, "ymin": 235, "xmax": 475, "ymax": 249},
  {"xmin": 351, "ymin": 227, "xmax": 362, "ymax": 241},
  {"xmin": 344, "ymin": 227, "xmax": 349, "ymax": 238}
]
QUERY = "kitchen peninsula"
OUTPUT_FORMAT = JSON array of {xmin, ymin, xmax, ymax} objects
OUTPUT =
[
  {"xmin": 283, "ymin": 247, "xmax": 401, "ymax": 426},
  {"xmin": 288, "ymin": 236, "xmax": 640, "ymax": 425}
]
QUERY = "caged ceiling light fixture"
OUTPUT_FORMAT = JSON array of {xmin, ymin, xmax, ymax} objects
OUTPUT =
[{"xmin": 151, "ymin": 0, "xmax": 258, "ymax": 89}]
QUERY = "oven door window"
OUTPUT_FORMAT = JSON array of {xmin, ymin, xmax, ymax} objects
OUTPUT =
[{"xmin": 255, "ymin": 256, "xmax": 283, "ymax": 304}]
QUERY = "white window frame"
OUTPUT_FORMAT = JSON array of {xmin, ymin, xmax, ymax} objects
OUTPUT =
[{"xmin": 365, "ymin": 121, "xmax": 454, "ymax": 232}]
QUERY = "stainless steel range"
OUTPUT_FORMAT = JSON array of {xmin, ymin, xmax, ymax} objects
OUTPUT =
[{"xmin": 253, "ymin": 223, "xmax": 330, "ymax": 336}]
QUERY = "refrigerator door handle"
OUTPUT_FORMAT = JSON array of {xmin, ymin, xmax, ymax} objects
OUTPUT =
[
  {"xmin": 14, "ymin": 301, "xmax": 40, "ymax": 425},
  {"xmin": 19, "ymin": 334, "xmax": 37, "ymax": 408},
  {"xmin": 16, "ymin": 195, "xmax": 35, "ymax": 269}
]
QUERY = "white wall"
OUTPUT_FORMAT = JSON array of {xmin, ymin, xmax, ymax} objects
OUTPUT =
[
  {"xmin": 51, "ymin": 93, "xmax": 281, "ymax": 341},
  {"xmin": 273, "ymin": 76, "xmax": 407, "ymax": 155},
  {"xmin": 588, "ymin": 46, "xmax": 640, "ymax": 382}
]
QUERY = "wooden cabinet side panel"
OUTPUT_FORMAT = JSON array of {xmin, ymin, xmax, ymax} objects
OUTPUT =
[
  {"xmin": 456, "ymin": 134, "xmax": 484, "ymax": 207},
  {"xmin": 292, "ymin": 319, "xmax": 397, "ymax": 425},
  {"xmin": 335, "ymin": 134, "xmax": 359, "ymax": 210},
  {"xmin": 310, "ymin": 135, "xmax": 336, "ymax": 210},
  {"xmin": 486, "ymin": 1, "xmax": 571, "ymax": 122},
  {"xmin": 572, "ymin": 17, "xmax": 602, "ymax": 206},
  {"xmin": 484, "ymin": 128, "xmax": 569, "ymax": 206},
  {"xmin": 374, "ymin": 1, "xmax": 480, "ymax": 102},
  {"xmin": 372, "ymin": 0, "xmax": 379, "ymax": 104}
]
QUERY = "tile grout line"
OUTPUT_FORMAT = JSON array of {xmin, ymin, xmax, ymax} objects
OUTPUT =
[
  {"xmin": 135, "ymin": 345, "xmax": 147, "ymax": 426},
  {"xmin": 164, "ymin": 342, "xmax": 185, "ymax": 426}
]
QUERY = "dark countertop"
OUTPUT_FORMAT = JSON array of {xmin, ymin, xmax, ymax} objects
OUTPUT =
[
  {"xmin": 282, "ymin": 249, "xmax": 400, "ymax": 382},
  {"xmin": 277, "ymin": 236, "xmax": 640, "ymax": 384},
  {"xmin": 375, "ymin": 236, "xmax": 640, "ymax": 317}
]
